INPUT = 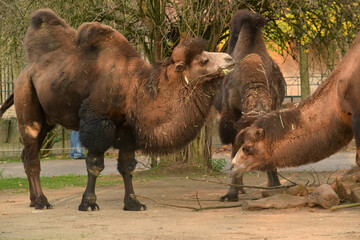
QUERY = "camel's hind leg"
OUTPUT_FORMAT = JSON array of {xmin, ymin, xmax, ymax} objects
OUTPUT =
[
  {"xmin": 19, "ymin": 123, "xmax": 54, "ymax": 209},
  {"xmin": 15, "ymin": 90, "xmax": 54, "ymax": 208},
  {"xmin": 15, "ymin": 70, "xmax": 55, "ymax": 209}
]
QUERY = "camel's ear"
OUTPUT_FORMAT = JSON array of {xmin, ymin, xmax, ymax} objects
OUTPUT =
[
  {"xmin": 175, "ymin": 61, "xmax": 186, "ymax": 72},
  {"xmin": 255, "ymin": 128, "xmax": 264, "ymax": 140}
]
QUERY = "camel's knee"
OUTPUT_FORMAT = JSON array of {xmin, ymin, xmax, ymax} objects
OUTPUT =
[
  {"xmin": 86, "ymin": 156, "xmax": 104, "ymax": 176},
  {"xmin": 117, "ymin": 158, "xmax": 137, "ymax": 175},
  {"xmin": 23, "ymin": 122, "xmax": 42, "ymax": 139}
]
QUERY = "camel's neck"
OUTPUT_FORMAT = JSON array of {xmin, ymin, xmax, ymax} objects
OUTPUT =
[
  {"xmin": 261, "ymin": 81, "xmax": 353, "ymax": 169},
  {"xmin": 233, "ymin": 25, "xmax": 267, "ymax": 61},
  {"xmin": 128, "ymin": 67, "xmax": 220, "ymax": 154},
  {"xmin": 241, "ymin": 78, "xmax": 271, "ymax": 114},
  {"xmin": 262, "ymin": 33, "xmax": 360, "ymax": 169}
]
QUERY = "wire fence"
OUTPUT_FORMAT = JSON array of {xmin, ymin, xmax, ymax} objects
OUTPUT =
[
  {"xmin": 0, "ymin": 77, "xmax": 322, "ymax": 158},
  {"xmin": 0, "ymin": 119, "xmax": 73, "ymax": 158}
]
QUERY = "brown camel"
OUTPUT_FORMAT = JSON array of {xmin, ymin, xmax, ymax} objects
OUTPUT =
[
  {"xmin": 230, "ymin": 31, "xmax": 360, "ymax": 178},
  {"xmin": 219, "ymin": 9, "xmax": 285, "ymax": 201},
  {"xmin": 1, "ymin": 9, "xmax": 234, "ymax": 211}
]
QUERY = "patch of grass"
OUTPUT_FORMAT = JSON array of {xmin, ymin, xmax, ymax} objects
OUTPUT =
[
  {"xmin": 0, "ymin": 154, "xmax": 79, "ymax": 163},
  {"xmin": 0, "ymin": 174, "xmax": 122, "ymax": 191},
  {"xmin": 0, "ymin": 155, "xmax": 22, "ymax": 163}
]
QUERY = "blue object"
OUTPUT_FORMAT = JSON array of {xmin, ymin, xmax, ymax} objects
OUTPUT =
[{"xmin": 69, "ymin": 131, "xmax": 86, "ymax": 159}]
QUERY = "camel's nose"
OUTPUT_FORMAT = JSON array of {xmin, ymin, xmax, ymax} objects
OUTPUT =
[{"xmin": 224, "ymin": 55, "xmax": 234, "ymax": 63}]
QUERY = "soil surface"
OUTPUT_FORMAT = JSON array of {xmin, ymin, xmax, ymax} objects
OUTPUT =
[{"xmin": 1, "ymin": 170, "xmax": 360, "ymax": 240}]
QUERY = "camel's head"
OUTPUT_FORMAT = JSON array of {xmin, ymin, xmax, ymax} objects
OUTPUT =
[
  {"xmin": 169, "ymin": 38, "xmax": 234, "ymax": 85},
  {"xmin": 230, "ymin": 126, "xmax": 269, "ymax": 178}
]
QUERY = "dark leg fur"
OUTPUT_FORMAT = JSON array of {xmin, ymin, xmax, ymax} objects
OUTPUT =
[
  {"xmin": 220, "ymin": 176, "xmax": 245, "ymax": 202},
  {"xmin": 352, "ymin": 111, "xmax": 360, "ymax": 166},
  {"xmin": 78, "ymin": 152, "xmax": 105, "ymax": 211},
  {"xmin": 79, "ymin": 100, "xmax": 115, "ymax": 153},
  {"xmin": 219, "ymin": 114, "xmax": 237, "ymax": 145}
]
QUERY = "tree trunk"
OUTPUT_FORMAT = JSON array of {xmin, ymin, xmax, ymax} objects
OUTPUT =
[{"xmin": 299, "ymin": 44, "xmax": 310, "ymax": 100}]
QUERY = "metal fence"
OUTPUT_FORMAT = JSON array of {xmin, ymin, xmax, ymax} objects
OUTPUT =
[{"xmin": 0, "ymin": 77, "xmax": 322, "ymax": 158}]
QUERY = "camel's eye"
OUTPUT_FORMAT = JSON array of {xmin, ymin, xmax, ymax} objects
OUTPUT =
[
  {"xmin": 242, "ymin": 146, "xmax": 251, "ymax": 155},
  {"xmin": 199, "ymin": 58, "xmax": 209, "ymax": 66}
]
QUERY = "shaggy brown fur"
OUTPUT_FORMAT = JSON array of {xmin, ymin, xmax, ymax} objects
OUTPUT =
[
  {"xmin": 2, "ymin": 9, "xmax": 233, "ymax": 211},
  {"xmin": 218, "ymin": 9, "xmax": 285, "ymax": 201},
  {"xmin": 231, "ymin": 32, "xmax": 360, "ymax": 177}
]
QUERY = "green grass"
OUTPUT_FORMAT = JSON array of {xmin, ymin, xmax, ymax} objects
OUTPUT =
[
  {"xmin": 0, "ymin": 174, "xmax": 122, "ymax": 191},
  {"xmin": 0, "ymin": 155, "xmax": 22, "ymax": 163},
  {"xmin": 0, "ymin": 152, "xmax": 119, "ymax": 163}
]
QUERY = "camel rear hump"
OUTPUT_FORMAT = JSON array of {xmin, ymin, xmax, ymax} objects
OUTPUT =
[
  {"xmin": 24, "ymin": 9, "xmax": 76, "ymax": 62},
  {"xmin": 75, "ymin": 22, "xmax": 139, "ymax": 58}
]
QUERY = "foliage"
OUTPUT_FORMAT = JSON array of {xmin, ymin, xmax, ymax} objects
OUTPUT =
[
  {"xmin": 208, "ymin": 158, "xmax": 226, "ymax": 172},
  {"xmin": 40, "ymin": 126, "xmax": 63, "ymax": 158}
]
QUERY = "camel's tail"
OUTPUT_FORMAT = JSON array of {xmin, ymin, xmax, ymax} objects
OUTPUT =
[
  {"xmin": 24, "ymin": 9, "xmax": 76, "ymax": 63},
  {"xmin": 0, "ymin": 93, "xmax": 14, "ymax": 118}
]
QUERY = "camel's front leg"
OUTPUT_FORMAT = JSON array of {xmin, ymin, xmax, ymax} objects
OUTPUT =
[
  {"xmin": 117, "ymin": 151, "xmax": 146, "ymax": 211},
  {"xmin": 220, "ymin": 175, "xmax": 245, "ymax": 202},
  {"xmin": 78, "ymin": 152, "xmax": 104, "ymax": 211},
  {"xmin": 352, "ymin": 111, "xmax": 360, "ymax": 166},
  {"xmin": 266, "ymin": 169, "xmax": 281, "ymax": 187}
]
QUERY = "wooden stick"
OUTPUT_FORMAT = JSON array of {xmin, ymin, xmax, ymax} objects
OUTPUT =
[
  {"xmin": 330, "ymin": 203, "xmax": 360, "ymax": 211},
  {"xmin": 131, "ymin": 194, "xmax": 243, "ymax": 212},
  {"xmin": 187, "ymin": 176, "xmax": 296, "ymax": 190}
]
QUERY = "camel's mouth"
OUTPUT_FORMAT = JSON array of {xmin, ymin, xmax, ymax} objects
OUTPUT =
[
  {"xmin": 229, "ymin": 162, "xmax": 245, "ymax": 178},
  {"xmin": 190, "ymin": 64, "xmax": 234, "ymax": 85}
]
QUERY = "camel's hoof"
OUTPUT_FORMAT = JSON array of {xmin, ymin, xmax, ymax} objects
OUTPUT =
[
  {"xmin": 123, "ymin": 203, "xmax": 146, "ymax": 211},
  {"xmin": 34, "ymin": 202, "xmax": 53, "ymax": 209},
  {"xmin": 220, "ymin": 193, "xmax": 239, "ymax": 202},
  {"xmin": 78, "ymin": 202, "xmax": 100, "ymax": 211},
  {"xmin": 124, "ymin": 197, "xmax": 147, "ymax": 211}
]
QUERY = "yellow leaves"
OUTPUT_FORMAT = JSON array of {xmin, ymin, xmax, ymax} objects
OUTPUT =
[
  {"xmin": 329, "ymin": 15, "xmax": 336, "ymax": 23},
  {"xmin": 342, "ymin": 21, "xmax": 352, "ymax": 37},
  {"xmin": 300, "ymin": 35, "xmax": 311, "ymax": 46}
]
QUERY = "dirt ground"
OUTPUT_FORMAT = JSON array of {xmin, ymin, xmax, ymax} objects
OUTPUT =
[{"xmin": 0, "ymin": 171, "xmax": 360, "ymax": 240}]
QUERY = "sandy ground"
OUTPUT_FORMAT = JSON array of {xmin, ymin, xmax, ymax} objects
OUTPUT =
[{"xmin": 1, "ymin": 171, "xmax": 360, "ymax": 240}]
